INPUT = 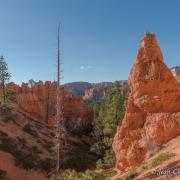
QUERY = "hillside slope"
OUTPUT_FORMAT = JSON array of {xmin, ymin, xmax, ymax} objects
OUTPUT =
[
  {"xmin": 0, "ymin": 103, "xmax": 53, "ymax": 180},
  {"xmin": 135, "ymin": 135, "xmax": 180, "ymax": 180},
  {"xmin": 112, "ymin": 135, "xmax": 180, "ymax": 180},
  {"xmin": 0, "ymin": 102, "xmax": 97, "ymax": 180}
]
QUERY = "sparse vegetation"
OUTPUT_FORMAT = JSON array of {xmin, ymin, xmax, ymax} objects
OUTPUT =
[
  {"xmin": 62, "ymin": 145, "xmax": 97, "ymax": 171},
  {"xmin": 38, "ymin": 158, "xmax": 53, "ymax": 172},
  {"xmin": 0, "ymin": 131, "xmax": 17, "ymax": 152},
  {"xmin": 16, "ymin": 137, "xmax": 27, "ymax": 147},
  {"xmin": 0, "ymin": 130, "xmax": 37, "ymax": 170},
  {"xmin": 14, "ymin": 149, "xmax": 39, "ymax": 170},
  {"xmin": 127, "ymin": 152, "xmax": 176, "ymax": 179},
  {"xmin": 0, "ymin": 105, "xmax": 11, "ymax": 114},
  {"xmin": 2, "ymin": 114, "xmax": 16, "ymax": 123},
  {"xmin": 150, "ymin": 152, "xmax": 176, "ymax": 167},
  {"xmin": 23, "ymin": 119, "xmax": 38, "ymax": 137},
  {"xmin": 50, "ymin": 168, "xmax": 116, "ymax": 180},
  {"xmin": 31, "ymin": 145, "xmax": 42, "ymax": 154},
  {"xmin": 91, "ymin": 82, "xmax": 127, "ymax": 164},
  {"xmin": 0, "ymin": 130, "xmax": 51, "ymax": 171},
  {"xmin": 41, "ymin": 139, "xmax": 53, "ymax": 153},
  {"xmin": 0, "ymin": 105, "xmax": 18, "ymax": 124}
]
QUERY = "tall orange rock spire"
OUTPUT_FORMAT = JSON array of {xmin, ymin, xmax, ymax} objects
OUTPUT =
[{"xmin": 113, "ymin": 32, "xmax": 180, "ymax": 174}]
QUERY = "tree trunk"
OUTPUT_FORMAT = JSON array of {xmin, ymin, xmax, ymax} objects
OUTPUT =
[
  {"xmin": 2, "ymin": 80, "xmax": 6, "ymax": 103},
  {"xmin": 46, "ymin": 91, "xmax": 50, "ymax": 124}
]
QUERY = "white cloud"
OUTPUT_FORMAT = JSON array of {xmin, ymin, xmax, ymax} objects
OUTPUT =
[
  {"xmin": 80, "ymin": 66, "xmax": 85, "ymax": 70},
  {"xmin": 80, "ymin": 65, "xmax": 95, "ymax": 70}
]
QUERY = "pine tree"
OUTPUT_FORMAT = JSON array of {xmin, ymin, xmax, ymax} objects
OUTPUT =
[
  {"xmin": 0, "ymin": 56, "xmax": 11, "ymax": 103},
  {"xmin": 91, "ymin": 81, "xmax": 127, "ymax": 164}
]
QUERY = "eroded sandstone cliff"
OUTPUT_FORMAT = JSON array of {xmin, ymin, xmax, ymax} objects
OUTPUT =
[
  {"xmin": 113, "ymin": 32, "xmax": 180, "ymax": 174},
  {"xmin": 16, "ymin": 81, "xmax": 93, "ymax": 133}
]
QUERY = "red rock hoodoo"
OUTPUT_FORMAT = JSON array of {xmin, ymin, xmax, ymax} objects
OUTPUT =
[
  {"xmin": 113, "ymin": 32, "xmax": 180, "ymax": 174},
  {"xmin": 16, "ymin": 81, "xmax": 93, "ymax": 131}
]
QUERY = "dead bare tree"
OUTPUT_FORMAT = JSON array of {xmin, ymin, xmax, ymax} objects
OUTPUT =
[
  {"xmin": 53, "ymin": 25, "xmax": 66, "ymax": 179},
  {"xmin": 45, "ymin": 88, "xmax": 50, "ymax": 124}
]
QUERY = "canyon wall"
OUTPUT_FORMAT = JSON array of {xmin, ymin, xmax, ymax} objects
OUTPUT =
[
  {"xmin": 83, "ymin": 81, "xmax": 128, "ymax": 102},
  {"xmin": 113, "ymin": 32, "xmax": 180, "ymax": 174},
  {"xmin": 16, "ymin": 81, "xmax": 93, "ymax": 133}
]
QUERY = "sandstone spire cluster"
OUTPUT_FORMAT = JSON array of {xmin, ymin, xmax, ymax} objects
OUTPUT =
[
  {"xmin": 113, "ymin": 32, "xmax": 180, "ymax": 174},
  {"xmin": 16, "ymin": 81, "xmax": 93, "ymax": 133}
]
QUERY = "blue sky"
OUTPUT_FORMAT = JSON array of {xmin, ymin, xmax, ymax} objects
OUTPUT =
[{"xmin": 0, "ymin": 0, "xmax": 180, "ymax": 84}]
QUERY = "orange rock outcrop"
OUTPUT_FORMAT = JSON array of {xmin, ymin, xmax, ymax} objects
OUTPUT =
[
  {"xmin": 16, "ymin": 81, "xmax": 93, "ymax": 130},
  {"xmin": 113, "ymin": 32, "xmax": 180, "ymax": 174}
]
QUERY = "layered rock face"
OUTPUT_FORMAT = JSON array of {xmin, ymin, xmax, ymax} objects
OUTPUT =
[
  {"xmin": 63, "ymin": 82, "xmax": 93, "ymax": 96},
  {"xmin": 113, "ymin": 33, "xmax": 180, "ymax": 174},
  {"xmin": 16, "ymin": 81, "xmax": 93, "ymax": 133},
  {"xmin": 83, "ymin": 81, "xmax": 128, "ymax": 102},
  {"xmin": 83, "ymin": 82, "xmax": 114, "ymax": 101}
]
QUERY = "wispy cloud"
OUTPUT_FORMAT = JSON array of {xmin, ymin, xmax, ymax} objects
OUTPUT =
[{"xmin": 80, "ymin": 65, "xmax": 96, "ymax": 70}]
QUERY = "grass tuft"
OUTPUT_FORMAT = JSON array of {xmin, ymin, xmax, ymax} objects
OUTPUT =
[
  {"xmin": 23, "ymin": 122, "xmax": 38, "ymax": 137},
  {"xmin": 150, "ymin": 152, "xmax": 176, "ymax": 167},
  {"xmin": 127, "ymin": 152, "xmax": 176, "ymax": 179}
]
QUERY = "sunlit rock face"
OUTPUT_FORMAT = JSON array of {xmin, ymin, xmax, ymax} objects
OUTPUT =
[
  {"xmin": 16, "ymin": 81, "xmax": 93, "ymax": 134},
  {"xmin": 113, "ymin": 32, "xmax": 180, "ymax": 174}
]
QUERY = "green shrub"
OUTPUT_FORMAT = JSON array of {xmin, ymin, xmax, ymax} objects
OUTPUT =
[
  {"xmin": 57, "ymin": 169, "xmax": 79, "ymax": 180},
  {"xmin": 128, "ymin": 166, "xmax": 140, "ymax": 179},
  {"xmin": 0, "ymin": 169, "xmax": 9, "ymax": 180},
  {"xmin": 41, "ymin": 139, "xmax": 53, "ymax": 153},
  {"xmin": 38, "ymin": 158, "xmax": 53, "ymax": 172},
  {"xmin": 150, "ymin": 152, "xmax": 176, "ymax": 167},
  {"xmin": 0, "ymin": 133, "xmax": 17, "ymax": 152},
  {"xmin": 16, "ymin": 137, "xmax": 27, "ymax": 147},
  {"xmin": 23, "ymin": 120, "xmax": 38, "ymax": 137},
  {"xmin": 2, "ymin": 114, "xmax": 16, "ymax": 123},
  {"xmin": 0, "ymin": 105, "xmax": 11, "ymax": 114},
  {"xmin": 62, "ymin": 146, "xmax": 97, "ymax": 171},
  {"xmin": 14, "ymin": 145, "xmax": 43, "ymax": 170},
  {"xmin": 31, "ymin": 145, "xmax": 42, "ymax": 154},
  {"xmin": 51, "ymin": 169, "xmax": 116, "ymax": 180},
  {"xmin": 103, "ymin": 149, "xmax": 115, "ymax": 164},
  {"xmin": 14, "ymin": 149, "xmax": 38, "ymax": 170},
  {"xmin": 96, "ymin": 159, "xmax": 103, "ymax": 169},
  {"xmin": 127, "ymin": 152, "xmax": 176, "ymax": 179}
]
